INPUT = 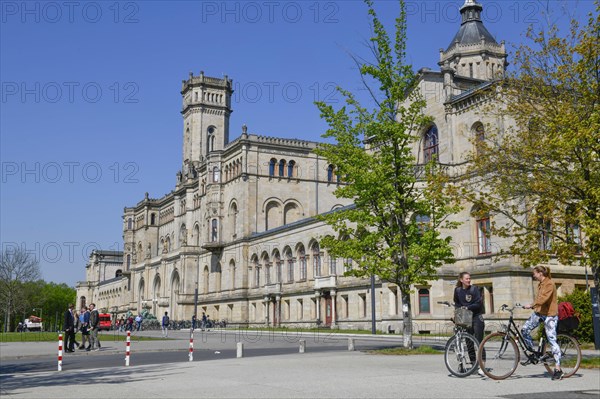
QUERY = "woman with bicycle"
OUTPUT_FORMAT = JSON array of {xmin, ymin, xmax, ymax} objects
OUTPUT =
[
  {"xmin": 522, "ymin": 265, "xmax": 563, "ymax": 380},
  {"xmin": 454, "ymin": 272, "xmax": 485, "ymax": 375},
  {"xmin": 454, "ymin": 272, "xmax": 485, "ymax": 343}
]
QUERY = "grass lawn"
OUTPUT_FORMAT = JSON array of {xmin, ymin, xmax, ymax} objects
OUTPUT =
[{"xmin": 0, "ymin": 332, "xmax": 164, "ymax": 343}]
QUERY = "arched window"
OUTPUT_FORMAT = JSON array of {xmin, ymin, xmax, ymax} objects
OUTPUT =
[
  {"xmin": 213, "ymin": 166, "xmax": 220, "ymax": 183},
  {"xmin": 254, "ymin": 257, "xmax": 260, "ymax": 287},
  {"xmin": 260, "ymin": 253, "xmax": 270, "ymax": 285},
  {"xmin": 150, "ymin": 213, "xmax": 156, "ymax": 225},
  {"xmin": 207, "ymin": 126, "xmax": 215, "ymax": 153},
  {"xmin": 230, "ymin": 202, "xmax": 238, "ymax": 239},
  {"xmin": 115, "ymin": 269, "xmax": 122, "ymax": 278},
  {"xmin": 269, "ymin": 159, "xmax": 277, "ymax": 177},
  {"xmin": 285, "ymin": 248, "xmax": 294, "ymax": 282},
  {"xmin": 287, "ymin": 160, "xmax": 296, "ymax": 178},
  {"xmin": 327, "ymin": 164, "xmax": 335, "ymax": 183},
  {"xmin": 203, "ymin": 266, "xmax": 209, "ymax": 294},
  {"xmin": 278, "ymin": 159, "xmax": 286, "ymax": 177},
  {"xmin": 211, "ymin": 219, "xmax": 218, "ymax": 242},
  {"xmin": 127, "ymin": 218, "xmax": 132, "ymax": 230},
  {"xmin": 229, "ymin": 260, "xmax": 236, "ymax": 290},
  {"xmin": 423, "ymin": 125, "xmax": 439, "ymax": 163},
  {"xmin": 474, "ymin": 123, "xmax": 485, "ymax": 154},
  {"xmin": 215, "ymin": 263, "xmax": 222, "ymax": 292},
  {"xmin": 476, "ymin": 213, "xmax": 492, "ymax": 255},
  {"xmin": 193, "ymin": 224, "xmax": 200, "ymax": 246},
  {"xmin": 298, "ymin": 246, "xmax": 306, "ymax": 280},
  {"xmin": 329, "ymin": 255, "xmax": 337, "ymax": 275},
  {"xmin": 126, "ymin": 254, "xmax": 131, "ymax": 270},
  {"xmin": 538, "ymin": 218, "xmax": 553, "ymax": 251},
  {"xmin": 311, "ymin": 242, "xmax": 321, "ymax": 278}
]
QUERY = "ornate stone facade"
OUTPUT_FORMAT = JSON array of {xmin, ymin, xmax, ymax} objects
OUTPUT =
[{"xmin": 77, "ymin": 1, "xmax": 588, "ymax": 333}]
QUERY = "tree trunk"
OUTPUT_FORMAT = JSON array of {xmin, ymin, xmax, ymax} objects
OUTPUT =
[
  {"xmin": 401, "ymin": 291, "xmax": 413, "ymax": 349},
  {"xmin": 5, "ymin": 299, "xmax": 11, "ymax": 333}
]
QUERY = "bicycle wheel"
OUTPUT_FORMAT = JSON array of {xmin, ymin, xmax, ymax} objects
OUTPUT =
[
  {"xmin": 542, "ymin": 334, "xmax": 581, "ymax": 378},
  {"xmin": 478, "ymin": 332, "xmax": 519, "ymax": 380},
  {"xmin": 444, "ymin": 333, "xmax": 479, "ymax": 377}
]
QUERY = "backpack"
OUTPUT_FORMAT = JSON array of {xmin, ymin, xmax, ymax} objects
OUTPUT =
[
  {"xmin": 557, "ymin": 302, "xmax": 579, "ymax": 333},
  {"xmin": 164, "ymin": 316, "xmax": 170, "ymax": 326}
]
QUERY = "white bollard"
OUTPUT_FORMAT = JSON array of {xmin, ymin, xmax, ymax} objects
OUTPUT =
[
  {"xmin": 299, "ymin": 339, "xmax": 305, "ymax": 353},
  {"xmin": 348, "ymin": 338, "xmax": 355, "ymax": 351},
  {"xmin": 237, "ymin": 342, "xmax": 244, "ymax": 358},
  {"xmin": 125, "ymin": 331, "xmax": 131, "ymax": 366},
  {"xmin": 58, "ymin": 333, "xmax": 63, "ymax": 371}
]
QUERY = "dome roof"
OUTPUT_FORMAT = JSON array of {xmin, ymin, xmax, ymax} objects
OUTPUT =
[{"xmin": 446, "ymin": 0, "xmax": 498, "ymax": 51}]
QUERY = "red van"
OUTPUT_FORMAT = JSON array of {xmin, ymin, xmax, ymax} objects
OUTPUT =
[{"xmin": 98, "ymin": 313, "xmax": 112, "ymax": 331}]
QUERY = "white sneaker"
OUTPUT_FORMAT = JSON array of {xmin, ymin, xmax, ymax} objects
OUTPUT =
[{"xmin": 478, "ymin": 368, "xmax": 486, "ymax": 377}]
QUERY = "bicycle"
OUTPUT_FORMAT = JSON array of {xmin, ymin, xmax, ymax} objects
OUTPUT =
[
  {"xmin": 438, "ymin": 301, "xmax": 480, "ymax": 377},
  {"xmin": 477, "ymin": 304, "xmax": 581, "ymax": 380}
]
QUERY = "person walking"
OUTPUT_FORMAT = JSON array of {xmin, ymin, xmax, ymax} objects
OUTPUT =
[
  {"xmin": 201, "ymin": 312, "xmax": 207, "ymax": 331},
  {"xmin": 161, "ymin": 311, "xmax": 170, "ymax": 338},
  {"xmin": 522, "ymin": 265, "xmax": 563, "ymax": 380},
  {"xmin": 453, "ymin": 271, "xmax": 485, "ymax": 376},
  {"xmin": 192, "ymin": 314, "xmax": 197, "ymax": 330},
  {"xmin": 63, "ymin": 304, "xmax": 76, "ymax": 353},
  {"xmin": 78, "ymin": 306, "xmax": 90, "ymax": 350},
  {"xmin": 88, "ymin": 303, "xmax": 101, "ymax": 351},
  {"xmin": 135, "ymin": 314, "xmax": 142, "ymax": 331}
]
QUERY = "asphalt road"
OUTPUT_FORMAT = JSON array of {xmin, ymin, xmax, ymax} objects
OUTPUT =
[{"xmin": 0, "ymin": 331, "xmax": 411, "ymax": 373}]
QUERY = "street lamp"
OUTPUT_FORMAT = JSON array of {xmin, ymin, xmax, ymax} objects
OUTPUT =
[{"xmin": 32, "ymin": 308, "xmax": 43, "ymax": 332}]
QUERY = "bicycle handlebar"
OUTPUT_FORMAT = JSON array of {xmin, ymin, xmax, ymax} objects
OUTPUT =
[
  {"xmin": 437, "ymin": 301, "xmax": 453, "ymax": 307},
  {"xmin": 499, "ymin": 303, "xmax": 525, "ymax": 312}
]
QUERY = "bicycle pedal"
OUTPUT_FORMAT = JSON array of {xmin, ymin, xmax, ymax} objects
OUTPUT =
[{"xmin": 520, "ymin": 358, "xmax": 534, "ymax": 366}]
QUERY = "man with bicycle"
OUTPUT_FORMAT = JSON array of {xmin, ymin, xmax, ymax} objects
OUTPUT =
[{"xmin": 522, "ymin": 265, "xmax": 563, "ymax": 380}]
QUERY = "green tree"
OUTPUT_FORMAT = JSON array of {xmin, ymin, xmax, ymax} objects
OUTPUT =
[
  {"xmin": 462, "ymin": 4, "xmax": 600, "ymax": 307},
  {"xmin": 314, "ymin": 0, "xmax": 460, "ymax": 348},
  {"xmin": 21, "ymin": 280, "xmax": 76, "ymax": 331},
  {"xmin": 0, "ymin": 247, "xmax": 41, "ymax": 332}
]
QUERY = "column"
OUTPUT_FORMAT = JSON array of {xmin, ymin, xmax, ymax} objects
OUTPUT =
[
  {"xmin": 331, "ymin": 290, "xmax": 337, "ymax": 326},
  {"xmin": 263, "ymin": 296, "xmax": 270, "ymax": 326},
  {"xmin": 315, "ymin": 291, "xmax": 321, "ymax": 324},
  {"xmin": 276, "ymin": 295, "xmax": 281, "ymax": 327}
]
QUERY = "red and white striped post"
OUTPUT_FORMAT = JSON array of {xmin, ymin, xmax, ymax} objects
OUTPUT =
[
  {"xmin": 189, "ymin": 329, "xmax": 194, "ymax": 361},
  {"xmin": 125, "ymin": 331, "xmax": 131, "ymax": 366},
  {"xmin": 57, "ymin": 333, "xmax": 63, "ymax": 371}
]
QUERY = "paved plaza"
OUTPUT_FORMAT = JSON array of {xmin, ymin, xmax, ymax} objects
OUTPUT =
[{"xmin": 1, "ymin": 331, "xmax": 599, "ymax": 398}]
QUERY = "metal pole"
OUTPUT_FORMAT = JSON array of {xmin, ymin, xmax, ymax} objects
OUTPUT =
[
  {"xmin": 194, "ymin": 286, "xmax": 198, "ymax": 321},
  {"xmin": 371, "ymin": 274, "xmax": 376, "ymax": 335}
]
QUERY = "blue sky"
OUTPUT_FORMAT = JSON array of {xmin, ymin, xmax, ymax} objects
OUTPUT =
[{"xmin": 0, "ymin": 0, "xmax": 594, "ymax": 287}]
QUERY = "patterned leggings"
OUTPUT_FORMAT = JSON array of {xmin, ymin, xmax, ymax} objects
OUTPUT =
[{"xmin": 521, "ymin": 313, "xmax": 561, "ymax": 367}]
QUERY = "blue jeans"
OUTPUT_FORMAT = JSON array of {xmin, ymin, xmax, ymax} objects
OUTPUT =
[{"xmin": 521, "ymin": 313, "xmax": 561, "ymax": 367}]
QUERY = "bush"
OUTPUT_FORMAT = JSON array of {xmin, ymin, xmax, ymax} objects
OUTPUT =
[{"xmin": 558, "ymin": 288, "xmax": 593, "ymax": 343}]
